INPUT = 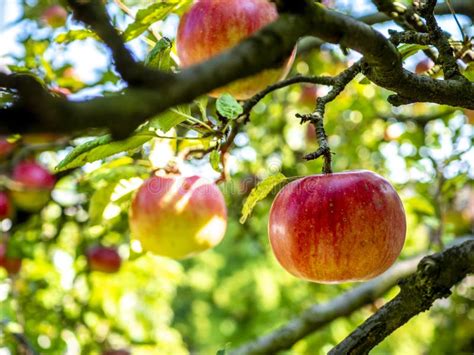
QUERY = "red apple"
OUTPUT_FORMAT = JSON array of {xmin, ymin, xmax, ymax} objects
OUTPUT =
[
  {"xmin": 10, "ymin": 161, "xmax": 56, "ymax": 212},
  {"xmin": 41, "ymin": 5, "xmax": 68, "ymax": 28},
  {"xmin": 415, "ymin": 59, "xmax": 433, "ymax": 74},
  {"xmin": 0, "ymin": 192, "xmax": 13, "ymax": 220},
  {"xmin": 129, "ymin": 174, "xmax": 227, "ymax": 259},
  {"xmin": 177, "ymin": 0, "xmax": 295, "ymax": 100},
  {"xmin": 0, "ymin": 243, "xmax": 22, "ymax": 275},
  {"xmin": 86, "ymin": 246, "xmax": 122, "ymax": 273},
  {"xmin": 268, "ymin": 171, "xmax": 406, "ymax": 283},
  {"xmin": 0, "ymin": 137, "xmax": 16, "ymax": 159}
]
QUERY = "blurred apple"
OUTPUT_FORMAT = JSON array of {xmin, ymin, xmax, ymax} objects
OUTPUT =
[
  {"xmin": 0, "ymin": 192, "xmax": 14, "ymax": 220},
  {"xmin": 177, "ymin": 0, "xmax": 295, "ymax": 99},
  {"xmin": 10, "ymin": 161, "xmax": 56, "ymax": 212},
  {"xmin": 0, "ymin": 243, "xmax": 22, "ymax": 275},
  {"xmin": 102, "ymin": 350, "xmax": 131, "ymax": 355},
  {"xmin": 41, "ymin": 5, "xmax": 68, "ymax": 28},
  {"xmin": 129, "ymin": 174, "xmax": 227, "ymax": 259},
  {"xmin": 86, "ymin": 246, "xmax": 122, "ymax": 273},
  {"xmin": 0, "ymin": 137, "xmax": 16, "ymax": 159},
  {"xmin": 299, "ymin": 85, "xmax": 319, "ymax": 108},
  {"xmin": 415, "ymin": 59, "xmax": 433, "ymax": 74}
]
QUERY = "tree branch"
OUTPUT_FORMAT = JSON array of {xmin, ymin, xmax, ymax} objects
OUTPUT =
[
  {"xmin": 359, "ymin": 0, "xmax": 474, "ymax": 24},
  {"xmin": 1, "ymin": 0, "xmax": 474, "ymax": 138},
  {"xmin": 229, "ymin": 238, "xmax": 473, "ymax": 355},
  {"xmin": 330, "ymin": 239, "xmax": 474, "ymax": 354}
]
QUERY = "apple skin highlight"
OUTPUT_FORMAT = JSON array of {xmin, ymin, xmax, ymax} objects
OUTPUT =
[
  {"xmin": 177, "ymin": 0, "xmax": 295, "ymax": 100},
  {"xmin": 268, "ymin": 171, "xmax": 406, "ymax": 283},
  {"xmin": 129, "ymin": 175, "xmax": 227, "ymax": 259}
]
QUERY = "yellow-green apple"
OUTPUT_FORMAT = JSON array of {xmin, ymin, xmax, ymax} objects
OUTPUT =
[
  {"xmin": 41, "ymin": 5, "xmax": 68, "ymax": 28},
  {"xmin": 0, "ymin": 243, "xmax": 22, "ymax": 275},
  {"xmin": 0, "ymin": 192, "xmax": 13, "ymax": 220},
  {"xmin": 177, "ymin": 0, "xmax": 295, "ymax": 100},
  {"xmin": 268, "ymin": 170, "xmax": 406, "ymax": 283},
  {"xmin": 10, "ymin": 161, "xmax": 56, "ymax": 212},
  {"xmin": 86, "ymin": 246, "xmax": 122, "ymax": 273},
  {"xmin": 129, "ymin": 174, "xmax": 227, "ymax": 259}
]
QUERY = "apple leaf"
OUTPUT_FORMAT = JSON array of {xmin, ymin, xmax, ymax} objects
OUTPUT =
[
  {"xmin": 55, "ymin": 29, "xmax": 99, "ymax": 44},
  {"xmin": 123, "ymin": 2, "xmax": 179, "ymax": 42},
  {"xmin": 397, "ymin": 44, "xmax": 429, "ymax": 60},
  {"xmin": 144, "ymin": 37, "xmax": 174, "ymax": 72},
  {"xmin": 55, "ymin": 133, "xmax": 153, "ymax": 172},
  {"xmin": 89, "ymin": 184, "xmax": 116, "ymax": 226},
  {"xmin": 216, "ymin": 94, "xmax": 243, "ymax": 120},
  {"xmin": 210, "ymin": 149, "xmax": 221, "ymax": 172},
  {"xmin": 240, "ymin": 173, "xmax": 287, "ymax": 224},
  {"xmin": 464, "ymin": 62, "xmax": 474, "ymax": 82},
  {"xmin": 148, "ymin": 105, "xmax": 192, "ymax": 133}
]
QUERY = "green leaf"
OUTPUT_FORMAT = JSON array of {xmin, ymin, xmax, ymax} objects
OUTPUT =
[
  {"xmin": 397, "ymin": 44, "xmax": 429, "ymax": 60},
  {"xmin": 56, "ymin": 134, "xmax": 153, "ymax": 172},
  {"xmin": 240, "ymin": 173, "xmax": 287, "ymax": 224},
  {"xmin": 210, "ymin": 150, "xmax": 221, "ymax": 172},
  {"xmin": 216, "ymin": 350, "xmax": 226, "ymax": 355},
  {"xmin": 55, "ymin": 29, "xmax": 99, "ymax": 44},
  {"xmin": 123, "ymin": 3, "xmax": 177, "ymax": 42},
  {"xmin": 144, "ymin": 37, "xmax": 174, "ymax": 72},
  {"xmin": 464, "ymin": 62, "xmax": 474, "ymax": 82},
  {"xmin": 89, "ymin": 184, "xmax": 116, "ymax": 226},
  {"xmin": 358, "ymin": 76, "xmax": 371, "ymax": 85},
  {"xmin": 148, "ymin": 105, "xmax": 192, "ymax": 133},
  {"xmin": 216, "ymin": 94, "xmax": 243, "ymax": 120}
]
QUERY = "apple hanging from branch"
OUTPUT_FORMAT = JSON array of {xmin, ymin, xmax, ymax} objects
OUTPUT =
[
  {"xmin": 268, "ymin": 171, "xmax": 406, "ymax": 283},
  {"xmin": 10, "ymin": 161, "xmax": 56, "ymax": 212},
  {"xmin": 177, "ymin": 0, "xmax": 295, "ymax": 100},
  {"xmin": 86, "ymin": 246, "xmax": 122, "ymax": 273},
  {"xmin": 0, "ymin": 243, "xmax": 22, "ymax": 275},
  {"xmin": 129, "ymin": 174, "xmax": 227, "ymax": 259}
]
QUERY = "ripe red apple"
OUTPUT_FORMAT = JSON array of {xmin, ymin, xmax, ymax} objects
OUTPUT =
[
  {"xmin": 0, "ymin": 192, "xmax": 13, "ymax": 220},
  {"xmin": 268, "ymin": 171, "xmax": 406, "ymax": 283},
  {"xmin": 415, "ymin": 59, "xmax": 433, "ymax": 74},
  {"xmin": 10, "ymin": 161, "xmax": 56, "ymax": 212},
  {"xmin": 0, "ymin": 243, "xmax": 22, "ymax": 275},
  {"xmin": 177, "ymin": 0, "xmax": 295, "ymax": 100},
  {"xmin": 86, "ymin": 246, "xmax": 122, "ymax": 273},
  {"xmin": 41, "ymin": 5, "xmax": 68, "ymax": 28},
  {"xmin": 129, "ymin": 174, "xmax": 227, "ymax": 259}
]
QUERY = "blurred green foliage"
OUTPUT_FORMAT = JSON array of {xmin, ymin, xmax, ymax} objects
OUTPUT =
[{"xmin": 1, "ymin": 0, "xmax": 473, "ymax": 354}]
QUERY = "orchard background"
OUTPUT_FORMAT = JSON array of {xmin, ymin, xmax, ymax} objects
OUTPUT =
[{"xmin": 0, "ymin": 0, "xmax": 473, "ymax": 354}]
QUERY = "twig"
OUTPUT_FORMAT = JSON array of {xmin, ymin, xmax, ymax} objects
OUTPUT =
[
  {"xmin": 295, "ymin": 61, "xmax": 362, "ymax": 172},
  {"xmin": 329, "ymin": 239, "xmax": 474, "ymax": 354},
  {"xmin": 414, "ymin": 0, "xmax": 466, "ymax": 80}
]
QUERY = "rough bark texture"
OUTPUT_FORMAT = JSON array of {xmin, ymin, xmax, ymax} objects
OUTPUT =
[{"xmin": 1, "ymin": 0, "xmax": 473, "ymax": 138}]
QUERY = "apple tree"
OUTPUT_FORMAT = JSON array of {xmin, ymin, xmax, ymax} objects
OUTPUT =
[{"xmin": 0, "ymin": 0, "xmax": 473, "ymax": 354}]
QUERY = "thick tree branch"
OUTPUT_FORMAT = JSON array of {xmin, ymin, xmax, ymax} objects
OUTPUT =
[
  {"xmin": 330, "ymin": 239, "xmax": 474, "ymax": 354},
  {"xmin": 67, "ymin": 0, "xmax": 172, "ymax": 86},
  {"xmin": 1, "ymin": 0, "xmax": 474, "ymax": 137},
  {"xmin": 230, "ymin": 238, "xmax": 473, "ymax": 355},
  {"xmin": 360, "ymin": 0, "xmax": 474, "ymax": 24}
]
